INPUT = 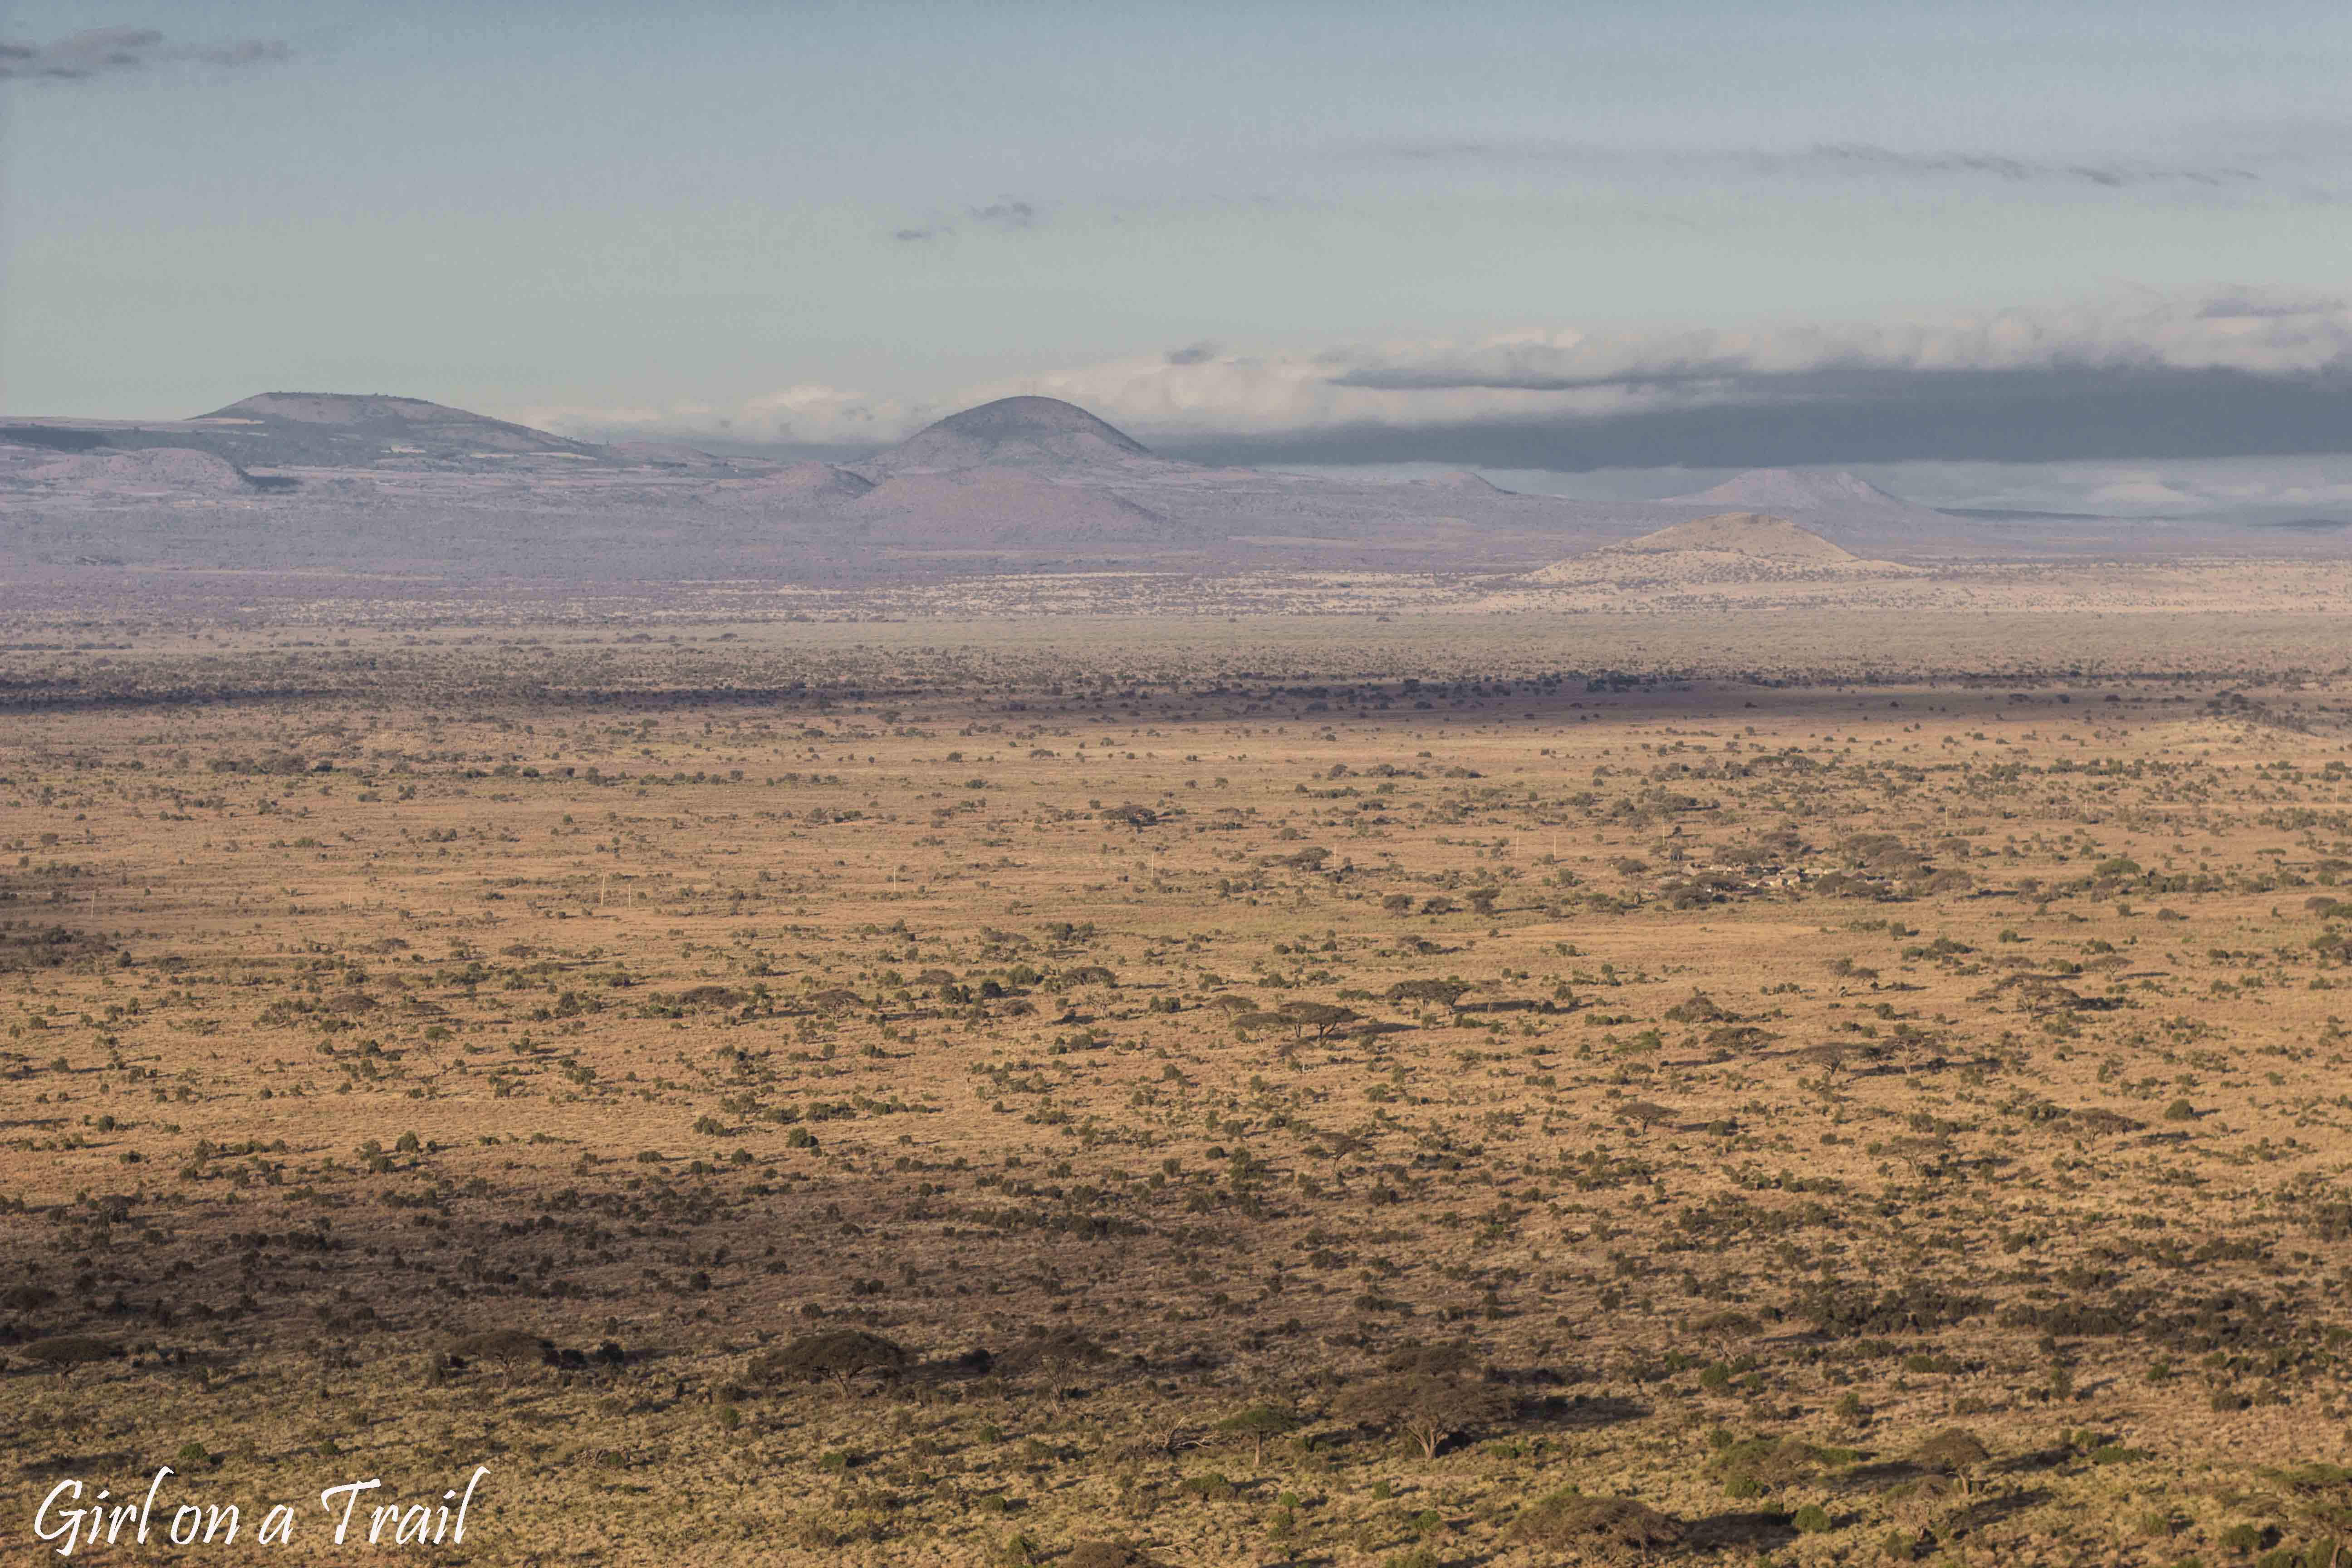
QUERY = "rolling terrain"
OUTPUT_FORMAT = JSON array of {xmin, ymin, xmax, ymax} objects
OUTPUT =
[{"xmin": 5, "ymin": 393, "xmax": 2297, "ymax": 591}]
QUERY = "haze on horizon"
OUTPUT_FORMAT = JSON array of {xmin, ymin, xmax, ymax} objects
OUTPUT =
[{"xmin": 8, "ymin": 0, "xmax": 2352, "ymax": 519}]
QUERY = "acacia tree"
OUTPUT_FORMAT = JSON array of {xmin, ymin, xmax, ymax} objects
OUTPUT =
[
  {"xmin": 1510, "ymin": 1494, "xmax": 1684, "ymax": 1562},
  {"xmin": 21, "ymin": 1335, "xmax": 119, "ymax": 1379},
  {"xmin": 1002, "ymin": 1328, "xmax": 1109, "ymax": 1398},
  {"xmin": 1336, "ymin": 1372, "xmax": 1512, "ymax": 1460},
  {"xmin": 1277, "ymin": 1000, "xmax": 1358, "ymax": 1040},
  {"xmin": 448, "ymin": 1328, "xmax": 554, "ymax": 1386},
  {"xmin": 1910, "ymin": 1428, "xmax": 1991, "ymax": 1494},
  {"xmin": 1215, "ymin": 1404, "xmax": 1303, "ymax": 1466},
  {"xmin": 1387, "ymin": 979, "xmax": 1474, "ymax": 1016},
  {"xmin": 751, "ymin": 1329, "xmax": 910, "ymax": 1394}
]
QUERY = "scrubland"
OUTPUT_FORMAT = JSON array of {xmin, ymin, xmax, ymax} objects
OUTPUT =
[{"xmin": 5, "ymin": 610, "xmax": 2352, "ymax": 1567}]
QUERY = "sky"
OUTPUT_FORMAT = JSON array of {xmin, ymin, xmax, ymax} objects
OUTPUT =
[{"xmin": 7, "ymin": 0, "xmax": 2352, "ymax": 510}]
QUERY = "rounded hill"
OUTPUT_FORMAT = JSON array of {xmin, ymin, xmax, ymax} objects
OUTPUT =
[{"xmin": 855, "ymin": 397, "xmax": 1158, "ymax": 478}]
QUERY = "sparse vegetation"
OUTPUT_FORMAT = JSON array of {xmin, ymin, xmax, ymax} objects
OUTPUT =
[{"xmin": 1, "ymin": 611, "xmax": 2347, "ymax": 1564}]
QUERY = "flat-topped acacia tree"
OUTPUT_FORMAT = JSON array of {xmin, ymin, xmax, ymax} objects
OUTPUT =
[
  {"xmin": 1336, "ymin": 1371, "xmax": 1513, "ymax": 1461},
  {"xmin": 750, "ymin": 1329, "xmax": 910, "ymax": 1394},
  {"xmin": 1215, "ymin": 1404, "xmax": 1303, "ymax": 1466},
  {"xmin": 1386, "ymin": 979, "xmax": 1474, "ymax": 1015}
]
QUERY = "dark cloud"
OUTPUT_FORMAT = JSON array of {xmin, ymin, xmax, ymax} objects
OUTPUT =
[
  {"xmin": 1155, "ymin": 368, "xmax": 2352, "ymax": 472},
  {"xmin": 0, "ymin": 25, "xmax": 288, "ymax": 81},
  {"xmin": 1164, "ymin": 341, "xmax": 1220, "ymax": 367},
  {"xmin": 892, "ymin": 226, "xmax": 946, "ymax": 243},
  {"xmin": 968, "ymin": 199, "xmax": 1037, "ymax": 229}
]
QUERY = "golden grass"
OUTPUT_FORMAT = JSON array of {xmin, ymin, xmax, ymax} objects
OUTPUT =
[{"xmin": 2, "ymin": 608, "xmax": 2350, "ymax": 1565}]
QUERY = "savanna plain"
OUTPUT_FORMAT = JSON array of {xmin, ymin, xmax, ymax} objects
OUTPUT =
[{"xmin": 8, "ymin": 609, "xmax": 2352, "ymax": 1568}]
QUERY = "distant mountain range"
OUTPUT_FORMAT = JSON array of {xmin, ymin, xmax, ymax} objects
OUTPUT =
[{"xmin": 0, "ymin": 390, "xmax": 2270, "ymax": 581}]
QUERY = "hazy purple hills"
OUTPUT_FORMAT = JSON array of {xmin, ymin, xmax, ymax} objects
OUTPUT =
[
  {"xmin": 0, "ymin": 390, "xmax": 2270, "ymax": 581},
  {"xmin": 852, "ymin": 396, "xmax": 1158, "ymax": 479}
]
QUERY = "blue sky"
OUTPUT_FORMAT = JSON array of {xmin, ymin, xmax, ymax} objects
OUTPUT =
[{"xmin": 7, "ymin": 0, "xmax": 2352, "ymax": 489}]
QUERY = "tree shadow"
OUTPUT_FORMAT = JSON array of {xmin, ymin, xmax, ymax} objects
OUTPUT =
[
  {"xmin": 17, "ymin": 1448, "xmax": 137, "ymax": 1477},
  {"xmin": 1686, "ymin": 1509, "xmax": 1801, "ymax": 1553},
  {"xmin": 1953, "ymin": 1485, "xmax": 2053, "ymax": 1532},
  {"xmin": 1989, "ymin": 1444, "xmax": 2072, "ymax": 1476},
  {"xmin": 1838, "ymin": 1458, "xmax": 1926, "ymax": 1489},
  {"xmin": 1523, "ymin": 1392, "xmax": 1649, "ymax": 1429}
]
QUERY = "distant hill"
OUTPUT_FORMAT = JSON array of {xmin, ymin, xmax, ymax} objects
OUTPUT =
[
  {"xmin": 1608, "ymin": 512, "xmax": 1857, "ymax": 561},
  {"xmin": 1666, "ymin": 468, "xmax": 1917, "ymax": 511},
  {"xmin": 853, "ymin": 397, "xmax": 1163, "ymax": 480},
  {"xmin": 27, "ymin": 446, "xmax": 264, "ymax": 495},
  {"xmin": 2, "ymin": 392, "xmax": 620, "ymax": 473},
  {"xmin": 1525, "ymin": 511, "xmax": 1918, "ymax": 586},
  {"xmin": 815, "ymin": 397, "xmax": 1197, "ymax": 553},
  {"xmin": 1652, "ymin": 468, "xmax": 1976, "ymax": 557},
  {"xmin": 192, "ymin": 392, "xmax": 606, "ymax": 462},
  {"xmin": 0, "ymin": 389, "xmax": 2190, "ymax": 582}
]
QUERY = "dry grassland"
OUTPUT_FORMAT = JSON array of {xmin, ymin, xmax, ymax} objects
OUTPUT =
[{"xmin": 4, "ymin": 611, "xmax": 2352, "ymax": 1567}]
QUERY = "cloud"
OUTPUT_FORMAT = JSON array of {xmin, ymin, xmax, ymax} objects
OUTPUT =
[
  {"xmin": 0, "ymin": 25, "xmax": 287, "ymax": 81},
  {"xmin": 947, "ymin": 291, "xmax": 2352, "ymax": 469},
  {"xmin": 1766, "ymin": 142, "xmax": 2258, "ymax": 190},
  {"xmin": 1377, "ymin": 137, "xmax": 2267, "ymax": 194},
  {"xmin": 967, "ymin": 198, "xmax": 1037, "ymax": 229},
  {"xmin": 1856, "ymin": 455, "xmax": 2352, "ymax": 522},
  {"xmin": 2196, "ymin": 291, "xmax": 2344, "ymax": 320},
  {"xmin": 192, "ymin": 38, "xmax": 290, "ymax": 68},
  {"xmin": 1322, "ymin": 295, "xmax": 2352, "ymax": 397},
  {"xmin": 529, "ymin": 291, "xmax": 2352, "ymax": 472},
  {"xmin": 1142, "ymin": 370, "xmax": 2352, "ymax": 473},
  {"xmin": 882, "ymin": 198, "xmax": 1041, "ymax": 245}
]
